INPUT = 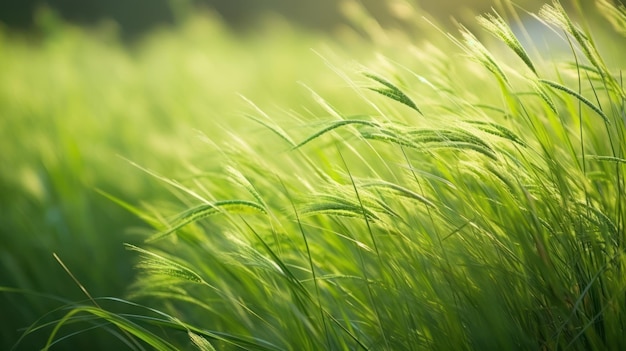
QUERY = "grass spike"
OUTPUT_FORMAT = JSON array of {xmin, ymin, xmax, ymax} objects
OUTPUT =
[
  {"xmin": 126, "ymin": 245, "xmax": 207, "ymax": 285},
  {"xmin": 360, "ymin": 180, "xmax": 435, "ymax": 207},
  {"xmin": 188, "ymin": 331, "xmax": 217, "ymax": 351},
  {"xmin": 586, "ymin": 155, "xmax": 626, "ymax": 164},
  {"xmin": 293, "ymin": 119, "xmax": 380, "ymax": 149},
  {"xmin": 540, "ymin": 79, "xmax": 611, "ymax": 124},
  {"xmin": 477, "ymin": 11, "xmax": 537, "ymax": 75},
  {"xmin": 464, "ymin": 120, "xmax": 528, "ymax": 147},
  {"xmin": 363, "ymin": 72, "xmax": 422, "ymax": 114},
  {"xmin": 458, "ymin": 25, "xmax": 510, "ymax": 86},
  {"xmin": 146, "ymin": 200, "xmax": 267, "ymax": 242}
]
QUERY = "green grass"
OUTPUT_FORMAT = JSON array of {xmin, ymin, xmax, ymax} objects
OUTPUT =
[
  {"xmin": 2, "ymin": 0, "xmax": 626, "ymax": 350},
  {"xmin": 0, "ymin": 10, "xmax": 361, "ymax": 350}
]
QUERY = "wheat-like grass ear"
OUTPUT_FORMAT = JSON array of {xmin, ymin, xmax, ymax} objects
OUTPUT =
[
  {"xmin": 293, "ymin": 119, "xmax": 380, "ymax": 149},
  {"xmin": 363, "ymin": 72, "xmax": 422, "ymax": 114},
  {"xmin": 477, "ymin": 11, "xmax": 537, "ymax": 76},
  {"xmin": 146, "ymin": 200, "xmax": 267, "ymax": 242},
  {"xmin": 540, "ymin": 79, "xmax": 611, "ymax": 124}
]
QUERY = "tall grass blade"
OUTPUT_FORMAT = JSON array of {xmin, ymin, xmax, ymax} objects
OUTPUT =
[{"xmin": 44, "ymin": 306, "xmax": 179, "ymax": 351}]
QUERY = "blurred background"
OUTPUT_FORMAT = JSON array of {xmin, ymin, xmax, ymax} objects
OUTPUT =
[{"xmin": 3, "ymin": 0, "xmax": 622, "ymax": 38}]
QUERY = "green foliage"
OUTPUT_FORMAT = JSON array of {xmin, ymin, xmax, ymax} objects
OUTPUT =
[{"xmin": 2, "ymin": 1, "xmax": 626, "ymax": 350}]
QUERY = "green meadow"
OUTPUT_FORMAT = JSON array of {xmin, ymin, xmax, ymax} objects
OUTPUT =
[{"xmin": 1, "ymin": 1, "xmax": 625, "ymax": 350}]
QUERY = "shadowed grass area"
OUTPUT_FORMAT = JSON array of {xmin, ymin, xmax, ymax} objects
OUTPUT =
[{"xmin": 2, "ymin": 0, "xmax": 626, "ymax": 350}]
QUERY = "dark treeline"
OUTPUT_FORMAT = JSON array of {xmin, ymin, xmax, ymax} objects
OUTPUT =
[
  {"xmin": 1, "ymin": 0, "xmax": 624, "ymax": 37},
  {"xmin": 2, "ymin": 0, "xmax": 345, "ymax": 36}
]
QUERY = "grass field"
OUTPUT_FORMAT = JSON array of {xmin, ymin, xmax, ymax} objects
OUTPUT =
[{"xmin": 1, "ymin": 1, "xmax": 625, "ymax": 350}]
